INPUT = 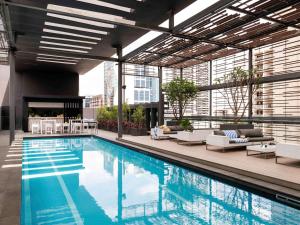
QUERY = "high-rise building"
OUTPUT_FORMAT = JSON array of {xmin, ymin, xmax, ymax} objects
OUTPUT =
[
  {"xmin": 90, "ymin": 95, "xmax": 104, "ymax": 108},
  {"xmin": 124, "ymin": 64, "xmax": 159, "ymax": 105},
  {"xmin": 104, "ymin": 63, "xmax": 159, "ymax": 106},
  {"xmin": 104, "ymin": 62, "xmax": 117, "ymax": 107}
]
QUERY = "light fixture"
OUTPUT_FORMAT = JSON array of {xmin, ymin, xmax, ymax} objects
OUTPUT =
[
  {"xmin": 76, "ymin": 0, "xmax": 133, "ymax": 13},
  {"xmin": 40, "ymin": 40, "xmax": 92, "ymax": 49},
  {"xmin": 44, "ymin": 22, "xmax": 108, "ymax": 35},
  {"xmin": 37, "ymin": 53, "xmax": 81, "ymax": 60},
  {"xmin": 36, "ymin": 59, "xmax": 76, "ymax": 65},
  {"xmin": 41, "ymin": 36, "xmax": 98, "ymax": 45},
  {"xmin": 37, "ymin": 56, "xmax": 79, "ymax": 62},
  {"xmin": 47, "ymin": 13, "xmax": 115, "ymax": 29},
  {"xmin": 43, "ymin": 28, "xmax": 101, "ymax": 40},
  {"xmin": 47, "ymin": 4, "xmax": 136, "ymax": 26},
  {"xmin": 39, "ymin": 46, "xmax": 89, "ymax": 53}
]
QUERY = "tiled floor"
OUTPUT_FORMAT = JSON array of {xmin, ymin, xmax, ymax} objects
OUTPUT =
[{"xmin": 0, "ymin": 137, "xmax": 22, "ymax": 225}]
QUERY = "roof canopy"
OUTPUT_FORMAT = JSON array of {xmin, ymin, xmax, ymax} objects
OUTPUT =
[
  {"xmin": 125, "ymin": 0, "xmax": 300, "ymax": 68},
  {"xmin": 1, "ymin": 0, "xmax": 300, "ymax": 73},
  {"xmin": 1, "ymin": 0, "xmax": 195, "ymax": 73}
]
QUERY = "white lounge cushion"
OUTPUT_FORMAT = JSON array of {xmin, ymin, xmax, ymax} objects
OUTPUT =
[{"xmin": 276, "ymin": 143, "xmax": 300, "ymax": 160}]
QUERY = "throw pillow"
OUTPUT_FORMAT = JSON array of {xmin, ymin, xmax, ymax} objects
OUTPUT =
[
  {"xmin": 223, "ymin": 130, "xmax": 238, "ymax": 139},
  {"xmin": 238, "ymin": 129, "xmax": 263, "ymax": 137}
]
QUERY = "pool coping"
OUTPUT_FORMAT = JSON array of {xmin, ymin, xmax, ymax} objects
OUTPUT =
[{"xmin": 21, "ymin": 134, "xmax": 300, "ymax": 212}]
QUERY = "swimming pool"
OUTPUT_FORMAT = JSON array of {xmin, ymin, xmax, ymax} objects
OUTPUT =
[{"xmin": 21, "ymin": 137, "xmax": 300, "ymax": 225}]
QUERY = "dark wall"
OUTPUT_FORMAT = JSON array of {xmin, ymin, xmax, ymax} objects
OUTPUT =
[{"xmin": 15, "ymin": 70, "xmax": 79, "ymax": 129}]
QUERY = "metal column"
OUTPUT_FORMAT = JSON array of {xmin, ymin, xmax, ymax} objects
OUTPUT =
[
  {"xmin": 117, "ymin": 47, "xmax": 123, "ymax": 139},
  {"xmin": 209, "ymin": 60, "xmax": 213, "ymax": 128},
  {"xmin": 180, "ymin": 67, "xmax": 183, "ymax": 79},
  {"xmin": 158, "ymin": 67, "xmax": 164, "ymax": 125},
  {"xmin": 248, "ymin": 49, "xmax": 253, "ymax": 123},
  {"xmin": 9, "ymin": 50, "xmax": 15, "ymax": 144}
]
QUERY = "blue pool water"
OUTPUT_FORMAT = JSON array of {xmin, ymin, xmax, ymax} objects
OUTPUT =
[{"xmin": 21, "ymin": 137, "xmax": 300, "ymax": 225}]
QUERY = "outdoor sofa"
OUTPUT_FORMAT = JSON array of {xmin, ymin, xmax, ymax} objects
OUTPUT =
[{"xmin": 206, "ymin": 128, "xmax": 274, "ymax": 152}]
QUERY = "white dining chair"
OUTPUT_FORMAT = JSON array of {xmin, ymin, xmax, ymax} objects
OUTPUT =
[
  {"xmin": 32, "ymin": 123, "xmax": 40, "ymax": 134},
  {"xmin": 45, "ymin": 123, "xmax": 53, "ymax": 134},
  {"xmin": 55, "ymin": 123, "xmax": 63, "ymax": 134},
  {"xmin": 63, "ymin": 123, "xmax": 70, "ymax": 133}
]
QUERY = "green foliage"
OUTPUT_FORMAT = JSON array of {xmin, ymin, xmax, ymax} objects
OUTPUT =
[
  {"xmin": 164, "ymin": 77, "xmax": 198, "ymax": 121},
  {"xmin": 179, "ymin": 119, "xmax": 193, "ymax": 131},
  {"xmin": 122, "ymin": 102, "xmax": 130, "ymax": 121},
  {"xmin": 96, "ymin": 106, "xmax": 118, "ymax": 121},
  {"xmin": 132, "ymin": 105, "xmax": 145, "ymax": 128},
  {"xmin": 96, "ymin": 107, "xmax": 110, "ymax": 121},
  {"xmin": 110, "ymin": 106, "xmax": 118, "ymax": 120}
]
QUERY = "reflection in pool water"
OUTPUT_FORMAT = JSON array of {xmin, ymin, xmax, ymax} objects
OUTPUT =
[{"xmin": 21, "ymin": 137, "xmax": 300, "ymax": 225}]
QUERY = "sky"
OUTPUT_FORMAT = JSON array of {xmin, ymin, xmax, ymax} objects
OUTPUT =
[{"xmin": 79, "ymin": 0, "xmax": 219, "ymax": 96}]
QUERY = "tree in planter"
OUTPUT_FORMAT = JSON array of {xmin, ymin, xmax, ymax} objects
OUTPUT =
[
  {"xmin": 214, "ymin": 67, "xmax": 260, "ymax": 123},
  {"xmin": 180, "ymin": 118, "xmax": 193, "ymax": 131},
  {"xmin": 132, "ymin": 105, "xmax": 145, "ymax": 128},
  {"xmin": 164, "ymin": 77, "xmax": 198, "ymax": 122}
]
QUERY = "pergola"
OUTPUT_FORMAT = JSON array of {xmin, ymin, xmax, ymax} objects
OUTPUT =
[{"xmin": 1, "ymin": 0, "xmax": 300, "ymax": 141}]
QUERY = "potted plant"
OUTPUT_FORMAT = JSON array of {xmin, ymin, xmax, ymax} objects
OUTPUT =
[
  {"xmin": 214, "ymin": 67, "xmax": 261, "ymax": 129},
  {"xmin": 130, "ymin": 105, "xmax": 147, "ymax": 136},
  {"xmin": 179, "ymin": 118, "xmax": 193, "ymax": 131},
  {"xmin": 164, "ymin": 77, "xmax": 198, "ymax": 123}
]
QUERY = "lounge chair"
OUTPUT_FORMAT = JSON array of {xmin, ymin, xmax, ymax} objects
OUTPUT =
[
  {"xmin": 150, "ymin": 128, "xmax": 171, "ymax": 140},
  {"xmin": 173, "ymin": 130, "xmax": 213, "ymax": 145},
  {"xmin": 276, "ymin": 143, "xmax": 300, "ymax": 164}
]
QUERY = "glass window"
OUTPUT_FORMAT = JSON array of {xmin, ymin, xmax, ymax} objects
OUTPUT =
[
  {"xmin": 139, "ymin": 90, "xmax": 144, "ymax": 101},
  {"xmin": 141, "ymin": 78, "xmax": 145, "ymax": 88},
  {"xmin": 145, "ymin": 90, "xmax": 150, "ymax": 102},
  {"xmin": 134, "ymin": 90, "xmax": 138, "ymax": 101}
]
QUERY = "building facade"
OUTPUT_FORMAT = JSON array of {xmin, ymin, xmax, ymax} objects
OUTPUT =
[
  {"xmin": 103, "ymin": 62, "xmax": 159, "ymax": 106},
  {"xmin": 104, "ymin": 62, "xmax": 117, "ymax": 107}
]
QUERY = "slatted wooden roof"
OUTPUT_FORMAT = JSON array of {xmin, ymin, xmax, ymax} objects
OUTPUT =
[{"xmin": 125, "ymin": 0, "xmax": 300, "ymax": 68}]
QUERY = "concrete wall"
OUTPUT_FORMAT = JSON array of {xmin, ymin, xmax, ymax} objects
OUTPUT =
[
  {"xmin": 15, "ymin": 70, "xmax": 79, "ymax": 129},
  {"xmin": 0, "ymin": 65, "xmax": 9, "ymax": 106},
  {"xmin": 0, "ymin": 65, "xmax": 10, "ymax": 131}
]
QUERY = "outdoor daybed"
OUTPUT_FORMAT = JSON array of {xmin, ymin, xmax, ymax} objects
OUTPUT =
[
  {"xmin": 170, "ymin": 129, "xmax": 214, "ymax": 145},
  {"xmin": 206, "ymin": 128, "xmax": 274, "ymax": 152}
]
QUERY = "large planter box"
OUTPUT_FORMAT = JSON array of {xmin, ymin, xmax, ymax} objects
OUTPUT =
[{"xmin": 130, "ymin": 128, "xmax": 148, "ymax": 136}]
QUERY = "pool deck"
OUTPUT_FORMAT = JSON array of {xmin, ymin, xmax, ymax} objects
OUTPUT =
[
  {"xmin": 0, "ymin": 133, "xmax": 22, "ymax": 225},
  {"xmin": 1, "ymin": 130, "xmax": 300, "ymax": 225}
]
